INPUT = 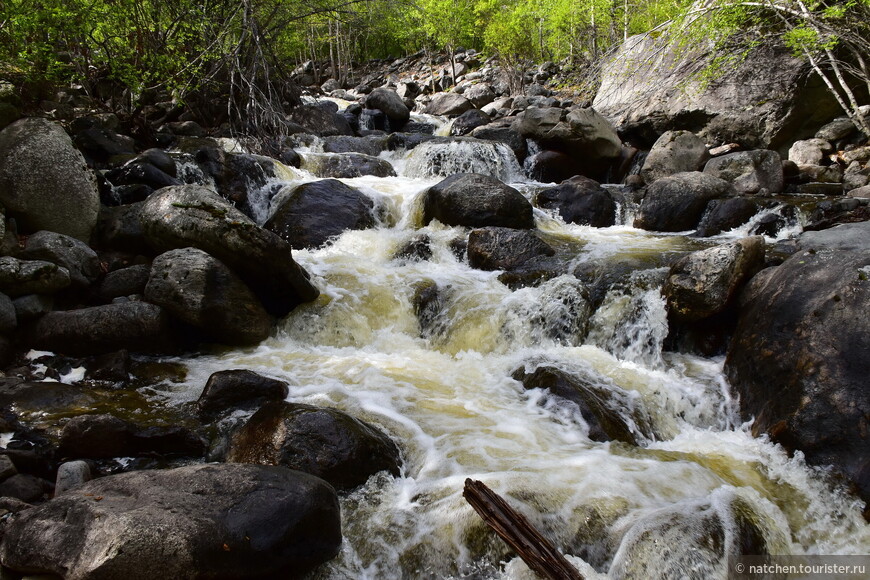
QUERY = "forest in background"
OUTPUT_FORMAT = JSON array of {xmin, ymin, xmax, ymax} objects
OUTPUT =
[{"xmin": 1, "ymin": 0, "xmax": 869, "ymax": 135}]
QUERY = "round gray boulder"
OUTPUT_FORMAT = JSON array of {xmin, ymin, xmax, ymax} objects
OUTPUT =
[
  {"xmin": 641, "ymin": 130, "xmax": 710, "ymax": 184},
  {"xmin": 0, "ymin": 118, "xmax": 100, "ymax": 241},
  {"xmin": 634, "ymin": 172, "xmax": 733, "ymax": 232}
]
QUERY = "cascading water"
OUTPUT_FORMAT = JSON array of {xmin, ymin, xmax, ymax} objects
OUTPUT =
[{"xmin": 157, "ymin": 135, "xmax": 868, "ymax": 579}]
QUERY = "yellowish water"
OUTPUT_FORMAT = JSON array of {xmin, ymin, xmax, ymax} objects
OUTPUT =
[{"xmin": 158, "ymin": 144, "xmax": 868, "ymax": 578}]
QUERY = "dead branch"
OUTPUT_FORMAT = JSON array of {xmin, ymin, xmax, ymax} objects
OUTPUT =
[{"xmin": 462, "ymin": 479, "xmax": 584, "ymax": 580}]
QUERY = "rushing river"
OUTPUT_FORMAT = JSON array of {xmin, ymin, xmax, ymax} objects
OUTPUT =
[{"xmin": 166, "ymin": 128, "xmax": 869, "ymax": 578}]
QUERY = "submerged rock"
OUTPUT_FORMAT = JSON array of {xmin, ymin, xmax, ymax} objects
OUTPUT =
[
  {"xmin": 422, "ymin": 173, "xmax": 534, "ymax": 229},
  {"xmin": 0, "ymin": 463, "xmax": 342, "ymax": 579},
  {"xmin": 467, "ymin": 227, "xmax": 555, "ymax": 272},
  {"xmin": 58, "ymin": 413, "xmax": 206, "ymax": 459},
  {"xmin": 227, "ymin": 401, "xmax": 401, "ymax": 491},
  {"xmin": 512, "ymin": 363, "xmax": 653, "ymax": 444}
]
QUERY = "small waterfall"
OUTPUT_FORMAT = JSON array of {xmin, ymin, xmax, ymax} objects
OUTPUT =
[
  {"xmin": 586, "ymin": 268, "xmax": 670, "ymax": 369},
  {"xmin": 402, "ymin": 137, "xmax": 524, "ymax": 182}
]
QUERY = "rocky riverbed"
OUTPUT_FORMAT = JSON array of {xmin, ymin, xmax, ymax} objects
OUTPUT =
[{"xmin": 0, "ymin": 41, "xmax": 868, "ymax": 578}]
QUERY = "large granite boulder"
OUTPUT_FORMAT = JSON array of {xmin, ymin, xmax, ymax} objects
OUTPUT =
[
  {"xmin": 0, "ymin": 464, "xmax": 342, "ymax": 579},
  {"xmin": 289, "ymin": 104, "xmax": 354, "ymax": 136},
  {"xmin": 139, "ymin": 185, "xmax": 318, "ymax": 317},
  {"xmin": 593, "ymin": 34, "xmax": 841, "ymax": 151},
  {"xmin": 227, "ymin": 401, "xmax": 401, "ymax": 491},
  {"xmin": 145, "ymin": 248, "xmax": 273, "ymax": 346},
  {"xmin": 703, "ymin": 150, "xmax": 784, "ymax": 195},
  {"xmin": 0, "ymin": 257, "xmax": 71, "ymax": 297},
  {"xmin": 0, "ymin": 118, "xmax": 100, "ymax": 241},
  {"xmin": 425, "ymin": 93, "xmax": 475, "ymax": 117},
  {"xmin": 512, "ymin": 106, "xmax": 622, "ymax": 179},
  {"xmin": 422, "ymin": 173, "xmax": 534, "ymax": 229},
  {"xmin": 725, "ymin": 222, "xmax": 870, "ymax": 510},
  {"xmin": 265, "ymin": 179, "xmax": 378, "ymax": 249},
  {"xmin": 634, "ymin": 172, "xmax": 733, "ymax": 232}
]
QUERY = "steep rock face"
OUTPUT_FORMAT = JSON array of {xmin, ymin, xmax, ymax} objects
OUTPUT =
[
  {"xmin": 0, "ymin": 118, "xmax": 100, "ymax": 241},
  {"xmin": 0, "ymin": 464, "xmax": 342, "ymax": 579},
  {"xmin": 593, "ymin": 34, "xmax": 840, "ymax": 151},
  {"xmin": 725, "ymin": 223, "xmax": 870, "ymax": 508}
]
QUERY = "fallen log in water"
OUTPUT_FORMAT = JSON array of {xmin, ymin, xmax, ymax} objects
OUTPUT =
[{"xmin": 462, "ymin": 478, "xmax": 584, "ymax": 580}]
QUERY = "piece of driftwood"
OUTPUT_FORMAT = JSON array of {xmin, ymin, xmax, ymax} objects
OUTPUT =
[{"xmin": 462, "ymin": 478, "xmax": 584, "ymax": 580}]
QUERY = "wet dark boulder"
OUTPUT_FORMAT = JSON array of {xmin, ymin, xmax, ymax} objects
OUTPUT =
[
  {"xmin": 265, "ymin": 179, "xmax": 379, "ymax": 249},
  {"xmin": 95, "ymin": 202, "xmax": 152, "ymax": 255},
  {"xmin": 197, "ymin": 369, "xmax": 290, "ymax": 421},
  {"xmin": 422, "ymin": 173, "xmax": 534, "ymax": 229},
  {"xmin": 289, "ymin": 104, "xmax": 354, "ymax": 136},
  {"xmin": 725, "ymin": 223, "xmax": 870, "ymax": 509},
  {"xmin": 450, "ymin": 109, "xmax": 490, "ymax": 137},
  {"xmin": 394, "ymin": 234, "xmax": 433, "ymax": 262},
  {"xmin": 322, "ymin": 135, "xmax": 385, "ymax": 157},
  {"xmin": 96, "ymin": 264, "xmax": 151, "ymax": 302},
  {"xmin": 634, "ymin": 172, "xmax": 733, "ymax": 232},
  {"xmin": 58, "ymin": 413, "xmax": 206, "ymax": 459},
  {"xmin": 467, "ymin": 227, "xmax": 555, "ymax": 272},
  {"xmin": 19, "ymin": 230, "xmax": 101, "ymax": 289},
  {"xmin": 25, "ymin": 302, "xmax": 177, "ymax": 356},
  {"xmin": 0, "ymin": 118, "xmax": 100, "ymax": 242},
  {"xmin": 139, "ymin": 185, "xmax": 318, "ymax": 317},
  {"xmin": 193, "ymin": 148, "xmax": 277, "ymax": 216},
  {"xmin": 73, "ymin": 123, "xmax": 136, "ymax": 165},
  {"xmin": 0, "ymin": 463, "xmax": 342, "ymax": 579},
  {"xmin": 694, "ymin": 197, "xmax": 761, "ymax": 237},
  {"xmin": 525, "ymin": 150, "xmax": 577, "ymax": 183},
  {"xmin": 512, "ymin": 363, "xmax": 653, "ymax": 444},
  {"xmin": 145, "ymin": 248, "xmax": 273, "ymax": 346},
  {"xmin": 663, "ymin": 237, "xmax": 766, "ymax": 323},
  {"xmin": 303, "ymin": 152, "xmax": 396, "ymax": 179},
  {"xmin": 535, "ymin": 176, "xmax": 618, "ymax": 227},
  {"xmin": 105, "ymin": 160, "xmax": 181, "ymax": 192},
  {"xmin": 226, "ymin": 401, "xmax": 401, "ymax": 491}
]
